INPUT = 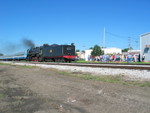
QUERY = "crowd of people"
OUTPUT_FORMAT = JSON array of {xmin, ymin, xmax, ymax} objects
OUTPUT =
[{"xmin": 88, "ymin": 53, "xmax": 145, "ymax": 63}]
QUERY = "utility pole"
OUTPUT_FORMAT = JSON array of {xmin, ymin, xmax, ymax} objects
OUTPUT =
[
  {"xmin": 103, "ymin": 27, "xmax": 106, "ymax": 48},
  {"xmin": 128, "ymin": 37, "xmax": 131, "ymax": 52},
  {"xmin": 135, "ymin": 40, "xmax": 139, "ymax": 50}
]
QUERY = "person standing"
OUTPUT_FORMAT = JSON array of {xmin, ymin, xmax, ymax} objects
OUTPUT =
[
  {"xmin": 127, "ymin": 53, "xmax": 132, "ymax": 63},
  {"xmin": 138, "ymin": 54, "xmax": 141, "ymax": 62},
  {"xmin": 142, "ymin": 54, "xmax": 145, "ymax": 62}
]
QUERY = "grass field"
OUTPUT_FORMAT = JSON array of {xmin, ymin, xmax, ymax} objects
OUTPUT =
[
  {"xmin": 75, "ymin": 60, "xmax": 150, "ymax": 64},
  {"xmin": 60, "ymin": 71, "xmax": 150, "ymax": 87}
]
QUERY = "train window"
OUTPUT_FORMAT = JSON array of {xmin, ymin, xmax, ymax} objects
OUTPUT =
[{"xmin": 67, "ymin": 47, "xmax": 72, "ymax": 50}]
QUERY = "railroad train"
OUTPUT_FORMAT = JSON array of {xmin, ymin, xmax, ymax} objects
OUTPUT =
[{"xmin": 0, "ymin": 43, "xmax": 76, "ymax": 62}]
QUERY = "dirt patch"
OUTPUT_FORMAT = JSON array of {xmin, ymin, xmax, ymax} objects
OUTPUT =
[{"xmin": 0, "ymin": 65, "xmax": 150, "ymax": 113}]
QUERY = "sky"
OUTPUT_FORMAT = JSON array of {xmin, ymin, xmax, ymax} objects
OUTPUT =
[{"xmin": 0, "ymin": 0, "xmax": 150, "ymax": 55}]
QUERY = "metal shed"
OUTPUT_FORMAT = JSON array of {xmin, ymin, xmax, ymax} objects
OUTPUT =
[{"xmin": 140, "ymin": 32, "xmax": 150, "ymax": 62}]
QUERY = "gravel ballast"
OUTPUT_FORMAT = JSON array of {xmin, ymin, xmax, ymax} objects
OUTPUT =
[{"xmin": 1, "ymin": 61, "xmax": 150, "ymax": 81}]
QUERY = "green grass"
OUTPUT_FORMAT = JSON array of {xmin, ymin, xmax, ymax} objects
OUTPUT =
[
  {"xmin": 59, "ymin": 71, "xmax": 150, "ymax": 87},
  {"xmin": 1, "ymin": 61, "xmax": 150, "ymax": 87},
  {"xmin": 19, "ymin": 65, "xmax": 36, "ymax": 68},
  {"xmin": 75, "ymin": 60, "xmax": 150, "ymax": 64},
  {"xmin": 124, "ymin": 81, "xmax": 150, "ymax": 87},
  {"xmin": 0, "ymin": 62, "xmax": 11, "ymax": 65},
  {"xmin": 0, "ymin": 93, "xmax": 5, "ymax": 98},
  {"xmin": 0, "ymin": 62, "xmax": 36, "ymax": 69}
]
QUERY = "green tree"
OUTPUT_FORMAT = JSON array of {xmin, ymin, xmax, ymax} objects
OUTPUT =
[
  {"xmin": 76, "ymin": 49, "xmax": 80, "ymax": 52},
  {"xmin": 0, "ymin": 53, "xmax": 3, "ymax": 56},
  {"xmin": 82, "ymin": 50, "xmax": 85, "ymax": 53},
  {"xmin": 91, "ymin": 45, "xmax": 104, "ymax": 56},
  {"xmin": 122, "ymin": 48, "xmax": 132, "ymax": 52}
]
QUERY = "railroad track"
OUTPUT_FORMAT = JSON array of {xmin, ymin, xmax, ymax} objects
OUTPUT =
[
  {"xmin": 1, "ymin": 61, "xmax": 150, "ymax": 70},
  {"xmin": 26, "ymin": 62, "xmax": 150, "ymax": 70}
]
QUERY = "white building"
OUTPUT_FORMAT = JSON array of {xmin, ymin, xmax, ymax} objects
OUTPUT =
[
  {"xmin": 76, "ymin": 52, "xmax": 85, "ymax": 60},
  {"xmin": 140, "ymin": 32, "xmax": 150, "ymax": 62},
  {"xmin": 84, "ymin": 47, "xmax": 122, "ymax": 61},
  {"xmin": 128, "ymin": 50, "xmax": 140, "ymax": 54},
  {"xmin": 84, "ymin": 49, "xmax": 92, "ymax": 61},
  {"xmin": 102, "ymin": 47, "xmax": 122, "ymax": 54}
]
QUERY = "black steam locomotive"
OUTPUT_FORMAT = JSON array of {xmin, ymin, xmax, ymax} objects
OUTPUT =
[{"xmin": 26, "ymin": 43, "xmax": 76, "ymax": 62}]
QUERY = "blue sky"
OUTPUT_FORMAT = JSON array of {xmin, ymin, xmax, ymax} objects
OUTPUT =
[{"xmin": 0, "ymin": 0, "xmax": 150, "ymax": 55}]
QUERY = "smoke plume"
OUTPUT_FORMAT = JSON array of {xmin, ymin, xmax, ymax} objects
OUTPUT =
[
  {"xmin": 22, "ymin": 39, "xmax": 35, "ymax": 48},
  {"xmin": 1, "ymin": 38, "xmax": 35, "ymax": 55}
]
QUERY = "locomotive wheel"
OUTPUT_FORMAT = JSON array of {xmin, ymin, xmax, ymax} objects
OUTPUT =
[
  {"xmin": 64, "ymin": 59, "xmax": 68, "ymax": 63},
  {"xmin": 61, "ymin": 58, "xmax": 65, "ymax": 62},
  {"xmin": 52, "ymin": 58, "xmax": 55, "ymax": 62},
  {"xmin": 38, "ymin": 57, "xmax": 43, "ymax": 62},
  {"xmin": 69, "ymin": 59, "xmax": 71, "ymax": 63},
  {"xmin": 27, "ymin": 56, "xmax": 31, "ymax": 61}
]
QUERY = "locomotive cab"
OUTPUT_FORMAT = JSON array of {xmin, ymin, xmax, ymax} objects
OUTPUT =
[{"xmin": 62, "ymin": 45, "xmax": 76, "ymax": 60}]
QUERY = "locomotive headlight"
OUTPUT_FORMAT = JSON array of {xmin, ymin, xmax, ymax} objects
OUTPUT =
[{"xmin": 50, "ymin": 49, "xmax": 53, "ymax": 53}]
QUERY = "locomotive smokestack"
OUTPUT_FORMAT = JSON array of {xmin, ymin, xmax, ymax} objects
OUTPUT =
[{"xmin": 23, "ymin": 39, "xmax": 35, "ymax": 48}]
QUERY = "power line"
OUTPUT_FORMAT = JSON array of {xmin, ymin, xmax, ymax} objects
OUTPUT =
[
  {"xmin": 102, "ymin": 30, "xmax": 140, "ymax": 49},
  {"xmin": 106, "ymin": 31, "xmax": 127, "ymax": 39},
  {"xmin": 106, "ymin": 31, "xmax": 139, "ymax": 40}
]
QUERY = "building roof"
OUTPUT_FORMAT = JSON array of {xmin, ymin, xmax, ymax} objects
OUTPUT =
[
  {"xmin": 102, "ymin": 47, "xmax": 121, "ymax": 50},
  {"xmin": 141, "ymin": 32, "xmax": 150, "ymax": 37}
]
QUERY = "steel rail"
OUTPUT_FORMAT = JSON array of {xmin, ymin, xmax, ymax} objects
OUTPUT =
[{"xmin": 27, "ymin": 62, "xmax": 150, "ymax": 70}]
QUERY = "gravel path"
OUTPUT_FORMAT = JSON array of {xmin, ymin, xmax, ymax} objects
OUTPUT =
[
  {"xmin": 1, "ymin": 61, "xmax": 150, "ymax": 81},
  {"xmin": 0, "ymin": 64, "xmax": 150, "ymax": 113}
]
